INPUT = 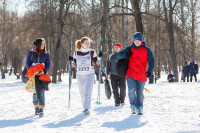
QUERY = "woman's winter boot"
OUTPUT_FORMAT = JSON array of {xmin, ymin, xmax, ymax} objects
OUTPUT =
[
  {"xmin": 34, "ymin": 102, "xmax": 39, "ymax": 115},
  {"xmin": 39, "ymin": 103, "xmax": 44, "ymax": 117}
]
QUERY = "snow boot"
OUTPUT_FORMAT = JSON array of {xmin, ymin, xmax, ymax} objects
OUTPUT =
[
  {"xmin": 39, "ymin": 103, "xmax": 44, "ymax": 117},
  {"xmin": 121, "ymin": 103, "xmax": 125, "ymax": 106},
  {"xmin": 137, "ymin": 106, "xmax": 143, "ymax": 115},
  {"xmin": 131, "ymin": 105, "xmax": 137, "ymax": 114},
  {"xmin": 34, "ymin": 102, "xmax": 39, "ymax": 115},
  {"xmin": 39, "ymin": 109, "xmax": 44, "ymax": 117},
  {"xmin": 115, "ymin": 103, "xmax": 120, "ymax": 106},
  {"xmin": 35, "ymin": 108, "xmax": 40, "ymax": 115},
  {"xmin": 83, "ymin": 109, "xmax": 90, "ymax": 115}
]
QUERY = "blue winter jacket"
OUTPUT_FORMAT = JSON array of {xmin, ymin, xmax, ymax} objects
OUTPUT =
[
  {"xmin": 183, "ymin": 65, "xmax": 189, "ymax": 75},
  {"xmin": 189, "ymin": 62, "xmax": 198, "ymax": 74},
  {"xmin": 26, "ymin": 50, "xmax": 50, "ymax": 73}
]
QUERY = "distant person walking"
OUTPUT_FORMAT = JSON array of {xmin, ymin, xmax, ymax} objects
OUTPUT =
[
  {"xmin": 183, "ymin": 62, "xmax": 189, "ymax": 82},
  {"xmin": 189, "ymin": 58, "xmax": 198, "ymax": 82}
]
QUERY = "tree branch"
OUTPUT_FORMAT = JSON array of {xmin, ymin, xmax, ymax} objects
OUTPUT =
[{"xmin": 109, "ymin": 13, "xmax": 134, "ymax": 18}]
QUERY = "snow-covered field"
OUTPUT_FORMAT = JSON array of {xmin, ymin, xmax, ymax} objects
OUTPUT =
[{"xmin": 0, "ymin": 73, "xmax": 200, "ymax": 133}]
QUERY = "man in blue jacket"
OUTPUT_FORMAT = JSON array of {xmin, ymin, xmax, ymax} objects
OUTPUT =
[{"xmin": 189, "ymin": 58, "xmax": 198, "ymax": 82}]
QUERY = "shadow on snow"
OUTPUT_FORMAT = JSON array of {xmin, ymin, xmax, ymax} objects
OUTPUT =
[
  {"xmin": 44, "ymin": 114, "xmax": 87, "ymax": 128},
  {"xmin": 93, "ymin": 105, "xmax": 122, "ymax": 114},
  {"xmin": 102, "ymin": 115, "xmax": 146, "ymax": 131},
  {"xmin": 0, "ymin": 116, "xmax": 35, "ymax": 128}
]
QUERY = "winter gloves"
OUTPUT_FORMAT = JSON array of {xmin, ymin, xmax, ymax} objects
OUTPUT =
[
  {"xmin": 69, "ymin": 55, "xmax": 73, "ymax": 61},
  {"xmin": 99, "ymin": 51, "xmax": 103, "ymax": 57},
  {"xmin": 126, "ymin": 47, "xmax": 133, "ymax": 58},
  {"xmin": 145, "ymin": 71, "xmax": 151, "ymax": 77}
]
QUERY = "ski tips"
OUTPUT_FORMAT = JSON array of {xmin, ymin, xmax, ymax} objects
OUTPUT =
[
  {"xmin": 145, "ymin": 89, "xmax": 150, "ymax": 93},
  {"xmin": 95, "ymin": 101, "xmax": 102, "ymax": 105}
]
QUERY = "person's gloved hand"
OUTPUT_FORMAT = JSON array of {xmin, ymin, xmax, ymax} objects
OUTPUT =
[
  {"xmin": 99, "ymin": 51, "xmax": 103, "ymax": 58},
  {"xmin": 125, "ymin": 47, "xmax": 132, "ymax": 58},
  {"xmin": 145, "ymin": 71, "xmax": 151, "ymax": 77},
  {"xmin": 69, "ymin": 55, "xmax": 73, "ymax": 61}
]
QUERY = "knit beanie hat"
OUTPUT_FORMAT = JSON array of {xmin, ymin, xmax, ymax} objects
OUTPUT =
[
  {"xmin": 33, "ymin": 38, "xmax": 43, "ymax": 46},
  {"xmin": 114, "ymin": 43, "xmax": 122, "ymax": 49},
  {"xmin": 133, "ymin": 32, "xmax": 143, "ymax": 42}
]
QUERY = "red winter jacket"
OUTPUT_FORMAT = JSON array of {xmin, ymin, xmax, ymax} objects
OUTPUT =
[{"xmin": 118, "ymin": 42, "xmax": 155, "ymax": 82}]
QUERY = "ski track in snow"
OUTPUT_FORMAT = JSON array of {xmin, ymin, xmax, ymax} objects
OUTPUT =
[{"xmin": 0, "ymin": 73, "xmax": 200, "ymax": 133}]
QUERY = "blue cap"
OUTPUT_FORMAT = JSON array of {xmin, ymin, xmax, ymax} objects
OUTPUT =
[
  {"xmin": 190, "ymin": 58, "xmax": 194, "ymax": 61},
  {"xmin": 133, "ymin": 32, "xmax": 143, "ymax": 42}
]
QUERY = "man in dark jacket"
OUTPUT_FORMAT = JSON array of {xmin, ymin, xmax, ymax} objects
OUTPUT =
[
  {"xmin": 183, "ymin": 62, "xmax": 189, "ymax": 82},
  {"xmin": 106, "ymin": 43, "xmax": 126, "ymax": 106},
  {"xmin": 189, "ymin": 58, "xmax": 198, "ymax": 82}
]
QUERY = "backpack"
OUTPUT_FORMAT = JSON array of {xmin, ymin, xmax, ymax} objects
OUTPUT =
[
  {"xmin": 104, "ymin": 79, "xmax": 111, "ymax": 99},
  {"xmin": 22, "ymin": 51, "xmax": 33, "ymax": 83},
  {"xmin": 116, "ymin": 47, "xmax": 131, "ymax": 77},
  {"xmin": 116, "ymin": 58, "xmax": 129, "ymax": 77}
]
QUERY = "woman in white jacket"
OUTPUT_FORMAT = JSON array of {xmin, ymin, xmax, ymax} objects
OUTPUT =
[{"xmin": 69, "ymin": 37, "xmax": 99, "ymax": 115}]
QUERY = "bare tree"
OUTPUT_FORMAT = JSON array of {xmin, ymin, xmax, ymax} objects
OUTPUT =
[
  {"xmin": 52, "ymin": 0, "xmax": 72, "ymax": 83},
  {"xmin": 163, "ymin": 0, "xmax": 179, "ymax": 82},
  {"xmin": 130, "ymin": 0, "xmax": 143, "ymax": 33}
]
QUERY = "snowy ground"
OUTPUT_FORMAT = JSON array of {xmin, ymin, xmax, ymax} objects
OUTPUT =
[{"xmin": 0, "ymin": 73, "xmax": 200, "ymax": 133}]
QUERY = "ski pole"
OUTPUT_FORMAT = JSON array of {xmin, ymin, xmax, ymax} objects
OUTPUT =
[
  {"xmin": 96, "ymin": 38, "xmax": 103, "ymax": 105},
  {"xmin": 68, "ymin": 31, "xmax": 73, "ymax": 108}
]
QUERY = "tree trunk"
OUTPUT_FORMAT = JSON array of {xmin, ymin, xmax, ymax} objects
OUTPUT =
[
  {"xmin": 101, "ymin": 0, "xmax": 109, "ymax": 67},
  {"xmin": 130, "ymin": 0, "xmax": 143, "ymax": 33},
  {"xmin": 163, "ymin": 0, "xmax": 179, "ymax": 82},
  {"xmin": 52, "ymin": 0, "xmax": 71, "ymax": 83},
  {"xmin": 52, "ymin": 0, "xmax": 65, "ymax": 83},
  {"xmin": 124, "ymin": 0, "xmax": 128, "ymax": 47},
  {"xmin": 190, "ymin": 0, "xmax": 196, "ymax": 58}
]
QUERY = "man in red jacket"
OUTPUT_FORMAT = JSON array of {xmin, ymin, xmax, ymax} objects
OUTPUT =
[{"xmin": 117, "ymin": 32, "xmax": 155, "ymax": 115}]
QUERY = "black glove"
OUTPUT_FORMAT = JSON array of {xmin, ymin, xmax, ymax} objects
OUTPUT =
[
  {"xmin": 99, "ymin": 51, "xmax": 103, "ymax": 58},
  {"xmin": 43, "ymin": 70, "xmax": 47, "ymax": 74},
  {"xmin": 69, "ymin": 55, "xmax": 73, "ymax": 61},
  {"xmin": 145, "ymin": 71, "xmax": 151, "ymax": 78},
  {"xmin": 125, "ymin": 47, "xmax": 132, "ymax": 58}
]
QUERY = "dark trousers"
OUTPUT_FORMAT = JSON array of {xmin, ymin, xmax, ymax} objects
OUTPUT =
[
  {"xmin": 35, "ymin": 75, "xmax": 49, "ymax": 102},
  {"xmin": 190, "ymin": 74, "xmax": 197, "ymax": 82},
  {"xmin": 110, "ymin": 74, "xmax": 126, "ymax": 104},
  {"xmin": 183, "ymin": 74, "xmax": 189, "ymax": 82}
]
